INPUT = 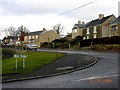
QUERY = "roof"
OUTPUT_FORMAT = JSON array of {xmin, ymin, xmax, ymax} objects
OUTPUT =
[
  {"xmin": 4, "ymin": 36, "xmax": 18, "ymax": 40},
  {"xmin": 72, "ymin": 24, "xmax": 85, "ymax": 29},
  {"xmin": 85, "ymin": 15, "xmax": 113, "ymax": 27},
  {"xmin": 26, "ymin": 31, "xmax": 43, "ymax": 36},
  {"xmin": 111, "ymin": 16, "xmax": 120, "ymax": 24}
]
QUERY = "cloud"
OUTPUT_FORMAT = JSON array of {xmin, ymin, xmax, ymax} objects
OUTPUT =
[{"xmin": 0, "ymin": 0, "xmax": 119, "ymax": 39}]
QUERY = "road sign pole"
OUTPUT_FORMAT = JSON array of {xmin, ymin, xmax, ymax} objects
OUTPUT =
[
  {"xmin": 23, "ymin": 58, "xmax": 25, "ymax": 68},
  {"xmin": 16, "ymin": 57, "xmax": 17, "ymax": 69}
]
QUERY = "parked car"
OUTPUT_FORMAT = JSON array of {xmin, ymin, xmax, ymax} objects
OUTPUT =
[{"xmin": 24, "ymin": 44, "xmax": 37, "ymax": 51}]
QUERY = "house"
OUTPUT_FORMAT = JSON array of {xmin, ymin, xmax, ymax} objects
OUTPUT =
[
  {"xmin": 84, "ymin": 14, "xmax": 116, "ymax": 39},
  {"xmin": 2, "ymin": 36, "xmax": 19, "ymax": 46},
  {"xmin": 72, "ymin": 21, "xmax": 85, "ymax": 38},
  {"xmin": 24, "ymin": 28, "xmax": 60, "ymax": 47},
  {"xmin": 109, "ymin": 16, "xmax": 120, "ymax": 36}
]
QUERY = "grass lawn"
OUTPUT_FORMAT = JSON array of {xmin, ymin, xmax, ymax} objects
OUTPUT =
[{"xmin": 2, "ymin": 51, "xmax": 64, "ymax": 75}]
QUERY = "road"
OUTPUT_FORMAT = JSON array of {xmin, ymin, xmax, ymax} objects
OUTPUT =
[{"xmin": 2, "ymin": 49, "xmax": 119, "ymax": 88}]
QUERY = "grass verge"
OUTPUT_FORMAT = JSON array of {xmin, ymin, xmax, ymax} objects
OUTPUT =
[{"xmin": 2, "ymin": 51, "xmax": 64, "ymax": 75}]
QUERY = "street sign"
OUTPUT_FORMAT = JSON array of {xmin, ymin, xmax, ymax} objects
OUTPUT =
[
  {"xmin": 14, "ymin": 54, "xmax": 27, "ymax": 69},
  {"xmin": 14, "ymin": 54, "xmax": 27, "ymax": 58}
]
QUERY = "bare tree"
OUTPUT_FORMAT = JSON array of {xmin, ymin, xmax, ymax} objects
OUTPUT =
[
  {"xmin": 17, "ymin": 25, "xmax": 29, "ymax": 35},
  {"xmin": 3, "ymin": 25, "xmax": 29, "ymax": 37},
  {"xmin": 3, "ymin": 26, "xmax": 18, "ymax": 36},
  {"xmin": 52, "ymin": 24, "xmax": 64, "ymax": 37}
]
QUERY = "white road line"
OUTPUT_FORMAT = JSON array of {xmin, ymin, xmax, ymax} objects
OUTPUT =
[{"xmin": 75, "ymin": 74, "xmax": 120, "ymax": 81}]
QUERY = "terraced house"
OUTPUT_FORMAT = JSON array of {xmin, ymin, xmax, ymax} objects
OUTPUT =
[
  {"xmin": 109, "ymin": 16, "xmax": 120, "ymax": 36},
  {"xmin": 85, "ymin": 14, "xmax": 116, "ymax": 39},
  {"xmin": 24, "ymin": 28, "xmax": 60, "ymax": 47}
]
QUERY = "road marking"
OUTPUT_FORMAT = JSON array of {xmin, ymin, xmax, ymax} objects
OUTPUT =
[
  {"xmin": 75, "ymin": 74, "xmax": 120, "ymax": 81},
  {"xmin": 56, "ymin": 66, "xmax": 73, "ymax": 70}
]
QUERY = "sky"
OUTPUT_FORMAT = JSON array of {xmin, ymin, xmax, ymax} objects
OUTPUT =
[{"xmin": 0, "ymin": 0, "xmax": 120, "ymax": 39}]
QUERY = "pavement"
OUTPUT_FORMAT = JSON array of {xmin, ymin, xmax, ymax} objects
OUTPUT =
[{"xmin": 2, "ymin": 53, "xmax": 97, "ymax": 83}]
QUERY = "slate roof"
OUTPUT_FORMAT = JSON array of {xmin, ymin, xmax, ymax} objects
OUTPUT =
[
  {"xmin": 4, "ymin": 36, "xmax": 18, "ymax": 40},
  {"xmin": 72, "ymin": 24, "xmax": 85, "ymax": 29},
  {"xmin": 26, "ymin": 31, "xmax": 43, "ymax": 36},
  {"xmin": 85, "ymin": 15, "xmax": 113, "ymax": 27},
  {"xmin": 111, "ymin": 16, "xmax": 120, "ymax": 24}
]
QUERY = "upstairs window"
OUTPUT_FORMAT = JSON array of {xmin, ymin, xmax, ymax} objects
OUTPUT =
[
  {"xmin": 87, "ymin": 28, "xmax": 90, "ymax": 34},
  {"xmin": 112, "ymin": 25, "xmax": 117, "ymax": 31},
  {"xmin": 94, "ymin": 26, "xmax": 97, "ymax": 33},
  {"xmin": 36, "ymin": 35, "xmax": 38, "ymax": 38},
  {"xmin": 73, "ymin": 29, "xmax": 77, "ymax": 33},
  {"xmin": 10, "ymin": 39, "xmax": 12, "ymax": 41}
]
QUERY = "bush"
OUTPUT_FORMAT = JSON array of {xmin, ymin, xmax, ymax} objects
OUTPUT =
[{"xmin": 80, "ymin": 36, "xmax": 120, "ymax": 47}]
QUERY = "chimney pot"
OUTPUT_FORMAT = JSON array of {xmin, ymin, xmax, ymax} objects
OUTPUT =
[
  {"xmin": 78, "ymin": 21, "xmax": 81, "ymax": 24},
  {"xmin": 43, "ymin": 28, "xmax": 46, "ymax": 31},
  {"xmin": 99, "ymin": 14, "xmax": 104, "ymax": 20},
  {"xmin": 82, "ymin": 21, "xmax": 85, "ymax": 25}
]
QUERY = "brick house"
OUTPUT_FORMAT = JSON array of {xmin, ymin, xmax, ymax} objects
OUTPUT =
[
  {"xmin": 109, "ymin": 16, "xmax": 120, "ymax": 36},
  {"xmin": 84, "ymin": 14, "xmax": 116, "ymax": 39},
  {"xmin": 24, "ymin": 28, "xmax": 60, "ymax": 47},
  {"xmin": 72, "ymin": 21, "xmax": 85, "ymax": 38}
]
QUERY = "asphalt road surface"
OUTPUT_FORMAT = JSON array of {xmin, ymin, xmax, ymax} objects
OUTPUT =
[{"xmin": 2, "ymin": 49, "xmax": 119, "ymax": 88}]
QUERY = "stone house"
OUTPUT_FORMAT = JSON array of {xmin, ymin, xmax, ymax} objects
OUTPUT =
[
  {"xmin": 109, "ymin": 16, "xmax": 120, "ymax": 36},
  {"xmin": 84, "ymin": 14, "xmax": 116, "ymax": 39},
  {"xmin": 72, "ymin": 21, "xmax": 85, "ymax": 38},
  {"xmin": 24, "ymin": 28, "xmax": 60, "ymax": 47},
  {"xmin": 2, "ymin": 36, "xmax": 19, "ymax": 46}
]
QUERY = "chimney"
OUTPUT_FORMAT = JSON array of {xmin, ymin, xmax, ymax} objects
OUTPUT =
[
  {"xmin": 43, "ymin": 28, "xmax": 46, "ymax": 31},
  {"xmin": 99, "ymin": 14, "xmax": 104, "ymax": 20},
  {"xmin": 78, "ymin": 21, "xmax": 81, "ymax": 24},
  {"xmin": 82, "ymin": 21, "xmax": 85, "ymax": 25}
]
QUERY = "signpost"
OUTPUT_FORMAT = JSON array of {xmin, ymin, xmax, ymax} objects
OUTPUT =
[{"xmin": 14, "ymin": 54, "xmax": 27, "ymax": 69}]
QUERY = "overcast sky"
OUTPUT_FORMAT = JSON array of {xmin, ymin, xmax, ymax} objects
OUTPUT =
[{"xmin": 0, "ymin": 0, "xmax": 119, "ymax": 39}]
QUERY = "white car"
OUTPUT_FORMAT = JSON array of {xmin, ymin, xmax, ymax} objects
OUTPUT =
[{"xmin": 24, "ymin": 44, "xmax": 37, "ymax": 50}]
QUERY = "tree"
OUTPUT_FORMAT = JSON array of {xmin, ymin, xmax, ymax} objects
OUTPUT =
[
  {"xmin": 3, "ymin": 26, "xmax": 18, "ymax": 36},
  {"xmin": 17, "ymin": 25, "xmax": 29, "ymax": 35},
  {"xmin": 52, "ymin": 24, "xmax": 64, "ymax": 37},
  {"xmin": 3, "ymin": 25, "xmax": 29, "ymax": 37}
]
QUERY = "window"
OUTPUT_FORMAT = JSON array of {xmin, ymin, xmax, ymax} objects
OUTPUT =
[
  {"xmin": 83, "ymin": 37, "xmax": 86, "ymax": 40},
  {"xmin": 24, "ymin": 36, "xmax": 27, "ymax": 42},
  {"xmin": 87, "ymin": 36, "xmax": 89, "ymax": 39},
  {"xmin": 36, "ymin": 35, "xmax": 38, "ymax": 38},
  {"xmin": 94, "ymin": 34, "xmax": 97, "ymax": 38},
  {"xmin": 29, "ymin": 36, "xmax": 31, "ymax": 39},
  {"xmin": 18, "ymin": 37, "xmax": 20, "ymax": 41},
  {"xmin": 112, "ymin": 25, "xmax": 117, "ymax": 31},
  {"xmin": 87, "ymin": 28, "xmax": 90, "ymax": 34},
  {"xmin": 32, "ymin": 36, "xmax": 34, "ymax": 39},
  {"xmin": 94, "ymin": 26, "xmax": 97, "ymax": 33},
  {"xmin": 73, "ymin": 29, "xmax": 77, "ymax": 33},
  {"xmin": 10, "ymin": 39, "xmax": 12, "ymax": 41}
]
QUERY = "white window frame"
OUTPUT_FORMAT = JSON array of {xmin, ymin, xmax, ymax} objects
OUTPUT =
[
  {"xmin": 87, "ymin": 36, "xmax": 89, "ymax": 39},
  {"xmin": 87, "ymin": 28, "xmax": 90, "ymax": 34},
  {"xmin": 94, "ymin": 34, "xmax": 97, "ymax": 38},
  {"xmin": 29, "ymin": 36, "xmax": 31, "ymax": 39},
  {"xmin": 36, "ymin": 35, "xmax": 38, "ymax": 38},
  {"xmin": 83, "ymin": 37, "xmax": 86, "ymax": 40},
  {"xmin": 24, "ymin": 36, "xmax": 27, "ymax": 42},
  {"xmin": 32, "ymin": 36, "xmax": 34, "ymax": 39},
  {"xmin": 94, "ymin": 26, "xmax": 97, "ymax": 33},
  {"xmin": 10, "ymin": 39, "xmax": 12, "ymax": 41}
]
